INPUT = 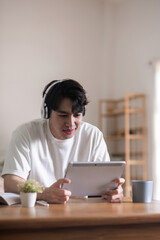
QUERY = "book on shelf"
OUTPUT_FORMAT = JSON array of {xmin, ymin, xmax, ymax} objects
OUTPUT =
[{"xmin": 0, "ymin": 192, "xmax": 20, "ymax": 205}]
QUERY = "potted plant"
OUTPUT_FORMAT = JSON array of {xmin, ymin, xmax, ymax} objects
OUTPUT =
[{"xmin": 18, "ymin": 179, "xmax": 43, "ymax": 207}]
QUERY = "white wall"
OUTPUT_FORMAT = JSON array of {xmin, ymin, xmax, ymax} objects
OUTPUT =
[
  {"xmin": 103, "ymin": 0, "xmax": 116, "ymax": 97},
  {"xmin": 110, "ymin": 0, "xmax": 160, "ymax": 179},
  {"xmin": 1, "ymin": 0, "xmax": 160, "ymax": 181},
  {"xmin": 0, "ymin": 0, "xmax": 107, "ymax": 161}
]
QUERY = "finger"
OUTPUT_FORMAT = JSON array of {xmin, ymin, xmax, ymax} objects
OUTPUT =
[
  {"xmin": 54, "ymin": 193, "xmax": 71, "ymax": 204},
  {"xmin": 107, "ymin": 178, "xmax": 125, "ymax": 194},
  {"xmin": 48, "ymin": 189, "xmax": 71, "ymax": 204},
  {"xmin": 106, "ymin": 185, "xmax": 123, "ymax": 195},
  {"xmin": 102, "ymin": 193, "xmax": 123, "ymax": 202},
  {"xmin": 53, "ymin": 178, "xmax": 71, "ymax": 188},
  {"xmin": 102, "ymin": 194, "xmax": 114, "ymax": 202},
  {"xmin": 58, "ymin": 188, "xmax": 72, "ymax": 197},
  {"xmin": 114, "ymin": 178, "xmax": 125, "ymax": 186},
  {"xmin": 50, "ymin": 187, "xmax": 71, "ymax": 198}
]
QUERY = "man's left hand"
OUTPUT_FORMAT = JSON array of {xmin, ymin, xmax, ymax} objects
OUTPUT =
[{"xmin": 102, "ymin": 178, "xmax": 125, "ymax": 203}]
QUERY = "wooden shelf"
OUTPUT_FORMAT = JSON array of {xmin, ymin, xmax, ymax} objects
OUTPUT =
[
  {"xmin": 105, "ymin": 136, "xmax": 124, "ymax": 141},
  {"xmin": 128, "ymin": 160, "xmax": 145, "ymax": 165},
  {"xmin": 106, "ymin": 134, "xmax": 144, "ymax": 140},
  {"xmin": 128, "ymin": 108, "xmax": 144, "ymax": 114},
  {"xmin": 101, "ymin": 108, "xmax": 143, "ymax": 117},
  {"xmin": 99, "ymin": 94, "xmax": 147, "ymax": 197}
]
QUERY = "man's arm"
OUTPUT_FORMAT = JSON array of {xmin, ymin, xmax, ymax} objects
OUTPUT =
[
  {"xmin": 3, "ymin": 174, "xmax": 71, "ymax": 204},
  {"xmin": 3, "ymin": 174, "xmax": 25, "ymax": 193}
]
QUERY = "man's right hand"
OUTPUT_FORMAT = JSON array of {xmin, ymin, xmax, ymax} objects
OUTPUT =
[{"xmin": 38, "ymin": 178, "xmax": 71, "ymax": 204}]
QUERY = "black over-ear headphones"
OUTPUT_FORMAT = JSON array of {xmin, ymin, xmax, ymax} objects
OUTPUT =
[{"xmin": 41, "ymin": 80, "xmax": 62, "ymax": 119}]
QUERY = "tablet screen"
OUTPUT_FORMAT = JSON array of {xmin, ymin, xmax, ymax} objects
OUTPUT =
[{"xmin": 63, "ymin": 161, "xmax": 125, "ymax": 197}]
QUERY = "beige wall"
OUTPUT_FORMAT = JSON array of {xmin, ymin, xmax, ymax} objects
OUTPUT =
[
  {"xmin": 110, "ymin": 0, "xmax": 160, "ymax": 179},
  {"xmin": 0, "ymin": 0, "xmax": 110, "ymax": 161},
  {"xmin": 1, "ymin": 0, "xmax": 160, "ymax": 181}
]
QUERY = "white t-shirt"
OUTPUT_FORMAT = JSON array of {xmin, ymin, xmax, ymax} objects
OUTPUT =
[{"xmin": 2, "ymin": 119, "xmax": 110, "ymax": 187}]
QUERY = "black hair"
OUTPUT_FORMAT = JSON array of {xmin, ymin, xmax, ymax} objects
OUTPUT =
[{"xmin": 43, "ymin": 79, "xmax": 89, "ymax": 118}]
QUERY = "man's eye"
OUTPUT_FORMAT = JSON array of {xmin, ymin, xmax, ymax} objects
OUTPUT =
[
  {"xmin": 74, "ymin": 113, "xmax": 81, "ymax": 117},
  {"xmin": 59, "ymin": 115, "xmax": 67, "ymax": 118}
]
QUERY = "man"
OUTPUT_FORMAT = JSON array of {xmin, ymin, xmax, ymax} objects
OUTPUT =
[{"xmin": 2, "ymin": 79, "xmax": 125, "ymax": 203}]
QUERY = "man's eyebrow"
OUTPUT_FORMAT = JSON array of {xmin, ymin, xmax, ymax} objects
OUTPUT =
[
  {"xmin": 56, "ymin": 110, "xmax": 81, "ymax": 115},
  {"xmin": 56, "ymin": 110, "xmax": 69, "ymax": 114}
]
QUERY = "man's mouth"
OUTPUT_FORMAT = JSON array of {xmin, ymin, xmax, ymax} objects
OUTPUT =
[{"xmin": 63, "ymin": 129, "xmax": 75, "ymax": 135}]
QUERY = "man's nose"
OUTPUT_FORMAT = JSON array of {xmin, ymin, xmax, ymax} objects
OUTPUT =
[{"xmin": 66, "ymin": 116, "xmax": 75, "ymax": 127}]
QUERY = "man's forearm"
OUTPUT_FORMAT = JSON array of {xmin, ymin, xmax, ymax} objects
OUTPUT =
[{"xmin": 3, "ymin": 174, "xmax": 25, "ymax": 193}]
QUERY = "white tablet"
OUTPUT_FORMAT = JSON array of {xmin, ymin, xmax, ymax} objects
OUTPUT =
[{"xmin": 63, "ymin": 161, "xmax": 125, "ymax": 197}]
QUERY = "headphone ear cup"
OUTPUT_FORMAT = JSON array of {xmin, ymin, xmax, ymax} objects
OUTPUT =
[
  {"xmin": 41, "ymin": 80, "xmax": 62, "ymax": 119},
  {"xmin": 44, "ymin": 105, "xmax": 49, "ymax": 119},
  {"xmin": 41, "ymin": 105, "xmax": 45, "ymax": 118},
  {"xmin": 41, "ymin": 103, "xmax": 49, "ymax": 119}
]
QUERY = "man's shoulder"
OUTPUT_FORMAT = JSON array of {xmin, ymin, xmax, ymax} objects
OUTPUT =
[
  {"xmin": 80, "ymin": 121, "xmax": 102, "ymax": 135},
  {"xmin": 14, "ymin": 119, "xmax": 47, "ymax": 135}
]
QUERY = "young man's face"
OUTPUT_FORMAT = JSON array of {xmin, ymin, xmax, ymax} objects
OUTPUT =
[{"xmin": 49, "ymin": 98, "xmax": 83, "ymax": 140}]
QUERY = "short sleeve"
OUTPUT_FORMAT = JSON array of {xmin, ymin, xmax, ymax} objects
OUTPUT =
[{"xmin": 2, "ymin": 128, "xmax": 31, "ymax": 179}]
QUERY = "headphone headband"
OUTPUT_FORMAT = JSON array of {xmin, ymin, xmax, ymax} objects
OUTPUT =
[{"xmin": 41, "ymin": 80, "xmax": 62, "ymax": 119}]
